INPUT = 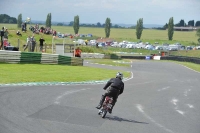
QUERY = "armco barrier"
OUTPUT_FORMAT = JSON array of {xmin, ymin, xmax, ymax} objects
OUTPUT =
[
  {"xmin": 20, "ymin": 52, "xmax": 42, "ymax": 63},
  {"xmin": 41, "ymin": 53, "xmax": 59, "ymax": 64},
  {"xmin": 81, "ymin": 53, "xmax": 105, "ymax": 58},
  {"xmin": 0, "ymin": 50, "xmax": 83, "ymax": 66},
  {"xmin": 58, "ymin": 55, "xmax": 72, "ymax": 65},
  {"xmin": 71, "ymin": 57, "xmax": 83, "ymax": 66},
  {"xmin": 0, "ymin": 50, "xmax": 21, "ymax": 63}
]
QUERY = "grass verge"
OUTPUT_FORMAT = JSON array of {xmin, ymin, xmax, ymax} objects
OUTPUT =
[
  {"xmin": 0, "ymin": 63, "xmax": 130, "ymax": 84},
  {"xmin": 172, "ymin": 61, "xmax": 200, "ymax": 72}
]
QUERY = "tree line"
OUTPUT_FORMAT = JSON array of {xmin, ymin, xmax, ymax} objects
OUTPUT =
[
  {"xmin": 163, "ymin": 19, "xmax": 200, "ymax": 29},
  {"xmin": 1, "ymin": 13, "xmax": 199, "ymax": 42},
  {"xmin": 0, "ymin": 14, "xmax": 17, "ymax": 24}
]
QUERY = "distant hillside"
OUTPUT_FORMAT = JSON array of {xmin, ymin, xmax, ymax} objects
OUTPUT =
[
  {"xmin": 29, "ymin": 20, "xmax": 163, "ymax": 28},
  {"xmin": 116, "ymin": 24, "xmax": 163, "ymax": 28}
]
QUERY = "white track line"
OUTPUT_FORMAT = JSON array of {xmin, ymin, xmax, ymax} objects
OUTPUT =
[
  {"xmin": 55, "ymin": 88, "xmax": 91, "ymax": 104},
  {"xmin": 136, "ymin": 104, "xmax": 175, "ymax": 133},
  {"xmin": 124, "ymin": 71, "xmax": 133, "ymax": 82},
  {"xmin": 158, "ymin": 86, "xmax": 170, "ymax": 91},
  {"xmin": 178, "ymin": 64, "xmax": 200, "ymax": 74}
]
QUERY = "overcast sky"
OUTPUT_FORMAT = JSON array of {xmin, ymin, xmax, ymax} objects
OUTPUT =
[{"xmin": 1, "ymin": 0, "xmax": 200, "ymax": 25}]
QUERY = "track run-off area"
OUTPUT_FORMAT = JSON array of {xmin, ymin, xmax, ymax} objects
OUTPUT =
[{"xmin": 0, "ymin": 60, "xmax": 199, "ymax": 133}]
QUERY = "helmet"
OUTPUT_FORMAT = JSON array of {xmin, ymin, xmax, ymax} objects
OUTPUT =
[{"xmin": 116, "ymin": 72, "xmax": 123, "ymax": 79}]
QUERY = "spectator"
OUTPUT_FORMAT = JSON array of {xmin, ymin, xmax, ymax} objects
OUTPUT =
[
  {"xmin": 16, "ymin": 30, "xmax": 22, "ymax": 36},
  {"xmin": 3, "ymin": 38, "xmax": 10, "ymax": 49},
  {"xmin": 75, "ymin": 47, "xmax": 81, "ymax": 57},
  {"xmin": 21, "ymin": 23, "xmax": 25, "ymax": 32},
  {"xmin": 24, "ymin": 35, "xmax": 31, "ymax": 51},
  {"xmin": 0, "ymin": 27, "xmax": 5, "ymax": 50},
  {"xmin": 30, "ymin": 35, "xmax": 36, "ymax": 52},
  {"xmin": 4, "ymin": 28, "xmax": 9, "ymax": 39},
  {"xmin": 53, "ymin": 30, "xmax": 57, "ymax": 36},
  {"xmin": 39, "ymin": 37, "xmax": 45, "ymax": 52},
  {"xmin": 96, "ymin": 42, "xmax": 99, "ymax": 48},
  {"xmin": 24, "ymin": 21, "xmax": 27, "ymax": 32}
]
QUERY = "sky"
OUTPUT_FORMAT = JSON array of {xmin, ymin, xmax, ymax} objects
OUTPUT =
[{"xmin": 0, "ymin": 0, "xmax": 200, "ymax": 25}]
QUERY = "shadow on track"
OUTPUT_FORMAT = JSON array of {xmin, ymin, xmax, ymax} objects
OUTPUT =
[{"xmin": 106, "ymin": 116, "xmax": 148, "ymax": 124}]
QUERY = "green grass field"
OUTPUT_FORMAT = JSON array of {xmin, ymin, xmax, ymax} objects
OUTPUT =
[{"xmin": 169, "ymin": 50, "xmax": 200, "ymax": 57}]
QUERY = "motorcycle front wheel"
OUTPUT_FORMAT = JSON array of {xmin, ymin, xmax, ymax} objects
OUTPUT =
[
  {"xmin": 98, "ymin": 110, "xmax": 101, "ymax": 115},
  {"xmin": 101, "ymin": 110, "xmax": 107, "ymax": 118}
]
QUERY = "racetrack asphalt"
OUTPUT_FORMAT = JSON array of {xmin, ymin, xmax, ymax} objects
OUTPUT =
[{"xmin": 0, "ymin": 60, "xmax": 199, "ymax": 133}]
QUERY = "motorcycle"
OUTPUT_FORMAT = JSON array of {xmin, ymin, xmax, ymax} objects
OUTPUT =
[{"xmin": 98, "ymin": 96, "xmax": 113, "ymax": 118}]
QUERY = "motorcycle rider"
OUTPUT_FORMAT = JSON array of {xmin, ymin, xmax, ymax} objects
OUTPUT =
[{"xmin": 96, "ymin": 72, "xmax": 124, "ymax": 113}]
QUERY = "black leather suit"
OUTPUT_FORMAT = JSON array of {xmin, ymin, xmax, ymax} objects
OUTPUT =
[
  {"xmin": 103, "ymin": 77, "xmax": 124, "ymax": 100},
  {"xmin": 98, "ymin": 77, "xmax": 124, "ymax": 110}
]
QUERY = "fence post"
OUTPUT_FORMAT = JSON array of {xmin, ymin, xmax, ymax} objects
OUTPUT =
[
  {"xmin": 18, "ymin": 39, "xmax": 20, "ymax": 51},
  {"xmin": 45, "ymin": 43, "xmax": 47, "ymax": 53}
]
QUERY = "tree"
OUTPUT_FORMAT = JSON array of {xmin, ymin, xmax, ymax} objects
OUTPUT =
[
  {"xmin": 49, "ymin": 13, "xmax": 52, "ymax": 28},
  {"xmin": 73, "ymin": 15, "xmax": 79, "ymax": 34},
  {"xmin": 97, "ymin": 22, "xmax": 101, "ymax": 27},
  {"xmin": 195, "ymin": 21, "xmax": 200, "ymax": 26},
  {"xmin": 9, "ymin": 19, "xmax": 13, "ymax": 23},
  {"xmin": 196, "ymin": 29, "xmax": 200, "ymax": 44},
  {"xmin": 57, "ymin": 23, "xmax": 63, "ymax": 26},
  {"xmin": 188, "ymin": 20, "xmax": 194, "ymax": 27},
  {"xmin": 0, "ymin": 14, "xmax": 17, "ymax": 24},
  {"xmin": 136, "ymin": 18, "xmax": 143, "ymax": 39},
  {"xmin": 45, "ymin": 14, "xmax": 49, "ymax": 27},
  {"xmin": 105, "ymin": 18, "xmax": 111, "ymax": 38},
  {"xmin": 196, "ymin": 28, "xmax": 200, "ymax": 37},
  {"xmin": 3, "ymin": 18, "xmax": 8, "ymax": 23},
  {"xmin": 179, "ymin": 19, "xmax": 185, "ymax": 27},
  {"xmin": 45, "ymin": 13, "xmax": 51, "ymax": 28},
  {"xmin": 163, "ymin": 23, "xmax": 168, "ymax": 29},
  {"xmin": 113, "ymin": 24, "xmax": 119, "ymax": 28},
  {"xmin": 17, "ymin": 14, "xmax": 22, "ymax": 28},
  {"xmin": 168, "ymin": 17, "xmax": 174, "ymax": 40},
  {"xmin": 68, "ymin": 21, "xmax": 74, "ymax": 26}
]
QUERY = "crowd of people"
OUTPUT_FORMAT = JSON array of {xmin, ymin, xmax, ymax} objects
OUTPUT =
[
  {"xmin": 29, "ymin": 24, "xmax": 57, "ymax": 36},
  {"xmin": 0, "ymin": 27, "xmax": 10, "ymax": 50},
  {"xmin": 23, "ymin": 35, "xmax": 45, "ymax": 52},
  {"xmin": 0, "ymin": 23, "xmax": 82, "ymax": 57}
]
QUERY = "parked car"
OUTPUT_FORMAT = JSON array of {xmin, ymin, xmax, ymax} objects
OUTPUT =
[
  {"xmin": 186, "ymin": 46, "xmax": 193, "ymax": 50},
  {"xmin": 196, "ymin": 46, "xmax": 200, "ymax": 50},
  {"xmin": 169, "ymin": 47, "xmax": 178, "ymax": 51}
]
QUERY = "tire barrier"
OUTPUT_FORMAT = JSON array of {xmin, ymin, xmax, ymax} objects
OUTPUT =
[
  {"xmin": 81, "ymin": 53, "xmax": 121, "ymax": 59},
  {"xmin": 120, "ymin": 55, "xmax": 200, "ymax": 64},
  {"xmin": 104, "ymin": 54, "xmax": 121, "ymax": 59},
  {"xmin": 121, "ymin": 56, "xmax": 147, "ymax": 59},
  {"xmin": 160, "ymin": 56, "xmax": 200, "ymax": 64},
  {"xmin": 0, "ymin": 50, "xmax": 83, "ymax": 66}
]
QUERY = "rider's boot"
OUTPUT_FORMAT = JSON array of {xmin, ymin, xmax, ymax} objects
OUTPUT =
[{"xmin": 96, "ymin": 95, "xmax": 105, "ymax": 109}]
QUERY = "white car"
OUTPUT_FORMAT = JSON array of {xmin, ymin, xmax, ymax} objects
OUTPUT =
[{"xmin": 89, "ymin": 40, "xmax": 96, "ymax": 45}]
